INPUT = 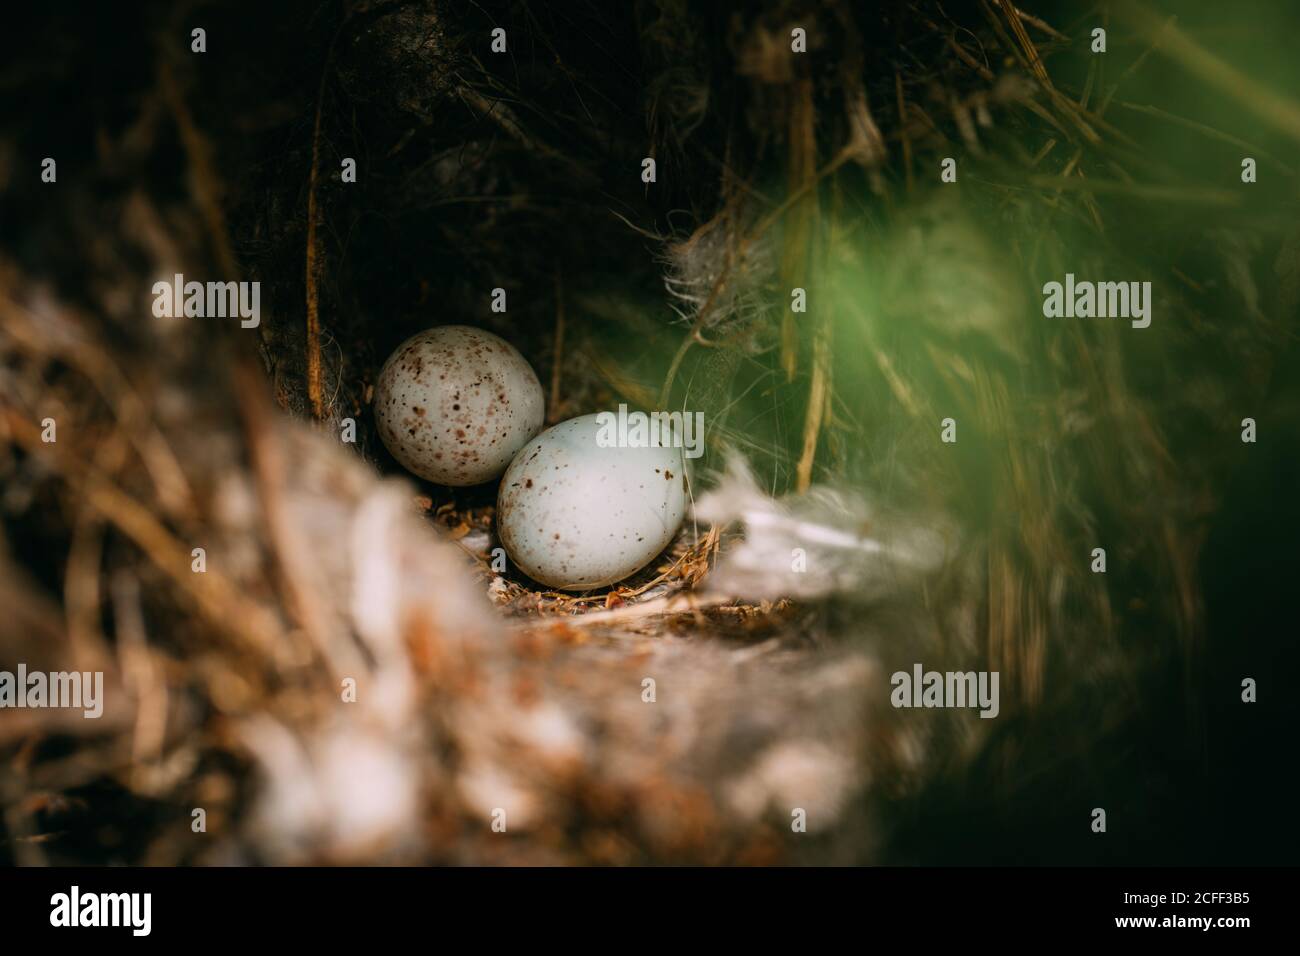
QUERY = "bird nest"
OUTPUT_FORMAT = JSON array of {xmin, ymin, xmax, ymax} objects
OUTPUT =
[{"xmin": 1, "ymin": 0, "xmax": 1295, "ymax": 865}]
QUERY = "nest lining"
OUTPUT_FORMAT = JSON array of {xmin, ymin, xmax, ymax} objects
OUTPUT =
[{"xmin": 1, "ymin": 0, "xmax": 1296, "ymax": 865}]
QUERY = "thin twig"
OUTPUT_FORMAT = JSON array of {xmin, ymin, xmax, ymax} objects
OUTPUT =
[{"xmin": 304, "ymin": 17, "xmax": 352, "ymax": 422}]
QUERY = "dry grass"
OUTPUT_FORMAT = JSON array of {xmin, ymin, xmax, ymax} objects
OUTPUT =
[{"xmin": 1, "ymin": 0, "xmax": 1295, "ymax": 864}]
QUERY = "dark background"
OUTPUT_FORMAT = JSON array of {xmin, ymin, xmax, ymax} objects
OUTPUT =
[{"xmin": 1, "ymin": 0, "xmax": 1297, "ymax": 865}]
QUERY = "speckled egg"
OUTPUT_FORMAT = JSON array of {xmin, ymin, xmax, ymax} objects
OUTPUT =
[
  {"xmin": 374, "ymin": 325, "xmax": 544, "ymax": 486},
  {"xmin": 497, "ymin": 413, "xmax": 690, "ymax": 590}
]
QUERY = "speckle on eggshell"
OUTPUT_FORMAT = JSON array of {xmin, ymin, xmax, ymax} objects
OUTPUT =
[
  {"xmin": 496, "ymin": 413, "xmax": 690, "ymax": 591},
  {"xmin": 374, "ymin": 325, "xmax": 544, "ymax": 486}
]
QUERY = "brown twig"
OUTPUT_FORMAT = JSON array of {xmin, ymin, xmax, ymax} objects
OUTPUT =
[
  {"xmin": 304, "ymin": 60, "xmax": 329, "ymax": 421},
  {"xmin": 3, "ymin": 411, "xmax": 283, "ymax": 663},
  {"xmin": 303, "ymin": 13, "xmax": 356, "ymax": 422}
]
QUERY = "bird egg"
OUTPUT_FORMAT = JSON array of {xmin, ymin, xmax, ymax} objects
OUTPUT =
[
  {"xmin": 497, "ymin": 413, "xmax": 690, "ymax": 590},
  {"xmin": 374, "ymin": 325, "xmax": 544, "ymax": 486}
]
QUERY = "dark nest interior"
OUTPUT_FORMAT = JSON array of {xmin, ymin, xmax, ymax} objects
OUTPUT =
[{"xmin": 1, "ymin": 0, "xmax": 1298, "ymax": 864}]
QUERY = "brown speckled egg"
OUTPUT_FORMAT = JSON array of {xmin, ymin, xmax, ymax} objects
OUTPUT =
[
  {"xmin": 497, "ymin": 413, "xmax": 689, "ymax": 590},
  {"xmin": 374, "ymin": 325, "xmax": 544, "ymax": 486}
]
